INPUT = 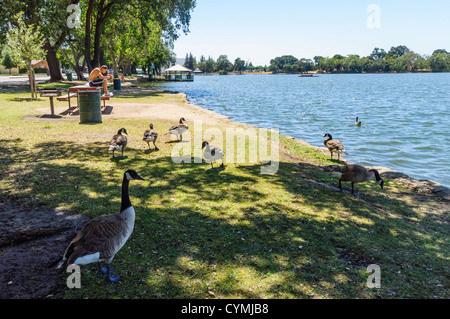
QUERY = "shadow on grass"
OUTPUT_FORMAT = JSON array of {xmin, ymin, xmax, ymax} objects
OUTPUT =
[{"xmin": 0, "ymin": 139, "xmax": 448, "ymax": 299}]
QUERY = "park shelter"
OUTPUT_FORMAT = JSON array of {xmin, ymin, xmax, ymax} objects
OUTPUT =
[{"xmin": 164, "ymin": 64, "xmax": 193, "ymax": 81}]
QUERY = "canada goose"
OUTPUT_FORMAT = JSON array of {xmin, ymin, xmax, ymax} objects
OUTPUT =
[
  {"xmin": 330, "ymin": 164, "xmax": 383, "ymax": 194},
  {"xmin": 164, "ymin": 117, "xmax": 189, "ymax": 141},
  {"xmin": 143, "ymin": 124, "xmax": 159, "ymax": 151},
  {"xmin": 355, "ymin": 117, "xmax": 362, "ymax": 126},
  {"xmin": 109, "ymin": 128, "xmax": 128, "ymax": 158},
  {"xmin": 55, "ymin": 170, "xmax": 145, "ymax": 282},
  {"xmin": 323, "ymin": 133, "xmax": 349, "ymax": 160},
  {"xmin": 202, "ymin": 141, "xmax": 225, "ymax": 169}
]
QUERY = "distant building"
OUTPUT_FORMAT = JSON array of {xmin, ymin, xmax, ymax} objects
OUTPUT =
[
  {"xmin": 0, "ymin": 60, "xmax": 49, "ymax": 74},
  {"xmin": 31, "ymin": 60, "xmax": 49, "ymax": 69}
]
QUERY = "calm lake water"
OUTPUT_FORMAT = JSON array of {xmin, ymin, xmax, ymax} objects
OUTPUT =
[{"xmin": 156, "ymin": 73, "xmax": 450, "ymax": 187}]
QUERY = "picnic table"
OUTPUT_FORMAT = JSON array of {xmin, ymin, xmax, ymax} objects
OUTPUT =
[
  {"xmin": 40, "ymin": 88, "xmax": 63, "ymax": 116},
  {"xmin": 57, "ymin": 85, "xmax": 111, "ymax": 114}
]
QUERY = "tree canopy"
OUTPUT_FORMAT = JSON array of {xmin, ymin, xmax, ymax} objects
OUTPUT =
[
  {"xmin": 0, "ymin": 0, "xmax": 196, "ymax": 81},
  {"xmin": 181, "ymin": 46, "xmax": 449, "ymax": 75}
]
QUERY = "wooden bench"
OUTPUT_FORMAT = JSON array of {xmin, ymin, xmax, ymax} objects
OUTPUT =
[
  {"xmin": 101, "ymin": 96, "xmax": 110, "ymax": 108},
  {"xmin": 57, "ymin": 92, "xmax": 77, "ymax": 101}
]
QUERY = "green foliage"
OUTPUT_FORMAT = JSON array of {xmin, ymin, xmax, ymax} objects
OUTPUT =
[
  {"xmin": 428, "ymin": 51, "xmax": 450, "ymax": 72},
  {"xmin": 184, "ymin": 52, "xmax": 195, "ymax": 70},
  {"xmin": 1, "ymin": 47, "xmax": 16, "ymax": 70},
  {"xmin": 5, "ymin": 12, "xmax": 46, "ymax": 97},
  {"xmin": 233, "ymin": 57, "xmax": 245, "ymax": 74},
  {"xmin": 215, "ymin": 55, "xmax": 233, "ymax": 73},
  {"xmin": 5, "ymin": 12, "xmax": 46, "ymax": 69},
  {"xmin": 265, "ymin": 45, "xmax": 447, "ymax": 74}
]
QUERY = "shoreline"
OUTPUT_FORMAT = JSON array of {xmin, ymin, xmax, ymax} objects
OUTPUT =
[
  {"xmin": 31, "ymin": 86, "xmax": 449, "ymax": 199},
  {"xmin": 176, "ymin": 90, "xmax": 450, "ymax": 200}
]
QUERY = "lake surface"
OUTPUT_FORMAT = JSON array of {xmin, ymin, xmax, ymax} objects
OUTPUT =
[{"xmin": 155, "ymin": 73, "xmax": 450, "ymax": 187}]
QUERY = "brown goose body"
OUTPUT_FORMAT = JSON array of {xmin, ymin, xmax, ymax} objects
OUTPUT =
[
  {"xmin": 143, "ymin": 124, "xmax": 159, "ymax": 150},
  {"xmin": 202, "ymin": 141, "xmax": 225, "ymax": 169},
  {"xmin": 109, "ymin": 128, "xmax": 128, "ymax": 158},
  {"xmin": 164, "ymin": 117, "xmax": 189, "ymax": 141},
  {"xmin": 56, "ymin": 170, "xmax": 144, "ymax": 282},
  {"xmin": 63, "ymin": 209, "xmax": 135, "ymax": 266},
  {"xmin": 323, "ymin": 133, "xmax": 349, "ymax": 160},
  {"xmin": 331, "ymin": 164, "xmax": 384, "ymax": 194}
]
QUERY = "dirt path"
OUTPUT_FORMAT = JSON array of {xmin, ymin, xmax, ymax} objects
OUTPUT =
[
  {"xmin": 0, "ymin": 199, "xmax": 89, "ymax": 299},
  {"xmin": 33, "ymin": 88, "xmax": 239, "ymax": 127}
]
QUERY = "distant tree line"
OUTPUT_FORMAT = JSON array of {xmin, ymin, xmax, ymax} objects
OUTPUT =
[
  {"xmin": 309, "ymin": 46, "xmax": 450, "ymax": 74},
  {"xmin": 184, "ymin": 53, "xmax": 257, "ymax": 74},
  {"xmin": 184, "ymin": 46, "xmax": 450, "ymax": 74}
]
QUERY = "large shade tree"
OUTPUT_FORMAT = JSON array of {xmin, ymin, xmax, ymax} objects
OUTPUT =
[
  {"xmin": 83, "ymin": 0, "xmax": 195, "ymax": 72},
  {"xmin": 0, "ymin": 0, "xmax": 80, "ymax": 82}
]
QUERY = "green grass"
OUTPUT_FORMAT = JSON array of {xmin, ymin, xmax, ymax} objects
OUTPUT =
[{"xmin": 0, "ymin": 85, "xmax": 448, "ymax": 299}]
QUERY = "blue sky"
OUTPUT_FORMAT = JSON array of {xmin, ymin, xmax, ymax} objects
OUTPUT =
[{"xmin": 173, "ymin": 0, "xmax": 450, "ymax": 66}]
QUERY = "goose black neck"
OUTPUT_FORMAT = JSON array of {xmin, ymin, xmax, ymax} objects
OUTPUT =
[
  {"xmin": 121, "ymin": 175, "xmax": 132, "ymax": 212},
  {"xmin": 370, "ymin": 169, "xmax": 381, "ymax": 181}
]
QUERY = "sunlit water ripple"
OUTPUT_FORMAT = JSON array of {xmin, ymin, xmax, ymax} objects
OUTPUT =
[{"xmin": 156, "ymin": 73, "xmax": 450, "ymax": 187}]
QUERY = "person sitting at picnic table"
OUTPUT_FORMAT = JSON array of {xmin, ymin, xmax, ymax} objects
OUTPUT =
[{"xmin": 88, "ymin": 65, "xmax": 113, "ymax": 97}]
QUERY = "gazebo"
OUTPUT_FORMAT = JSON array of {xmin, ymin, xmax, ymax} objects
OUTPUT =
[
  {"xmin": 193, "ymin": 68, "xmax": 204, "ymax": 75},
  {"xmin": 164, "ymin": 64, "xmax": 194, "ymax": 81}
]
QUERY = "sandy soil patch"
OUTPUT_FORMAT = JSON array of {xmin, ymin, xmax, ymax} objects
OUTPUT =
[{"xmin": 34, "ymin": 90, "xmax": 238, "ymax": 127}]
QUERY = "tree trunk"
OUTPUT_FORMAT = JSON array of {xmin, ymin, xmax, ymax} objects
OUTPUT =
[
  {"xmin": 107, "ymin": 41, "xmax": 119, "ymax": 79},
  {"xmin": 27, "ymin": 61, "xmax": 34, "ymax": 99},
  {"xmin": 33, "ymin": 67, "xmax": 37, "ymax": 97},
  {"xmin": 46, "ymin": 44, "xmax": 63, "ymax": 82},
  {"xmin": 91, "ymin": 19, "xmax": 103, "ymax": 69},
  {"xmin": 84, "ymin": 0, "xmax": 94, "ymax": 72},
  {"xmin": 124, "ymin": 58, "xmax": 131, "ymax": 76},
  {"xmin": 84, "ymin": 0, "xmax": 117, "ymax": 72}
]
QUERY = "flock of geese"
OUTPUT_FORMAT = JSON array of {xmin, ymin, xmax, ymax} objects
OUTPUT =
[
  {"xmin": 53, "ymin": 116, "xmax": 383, "ymax": 283},
  {"xmin": 108, "ymin": 117, "xmax": 225, "ymax": 169},
  {"xmin": 54, "ymin": 117, "xmax": 225, "ymax": 282}
]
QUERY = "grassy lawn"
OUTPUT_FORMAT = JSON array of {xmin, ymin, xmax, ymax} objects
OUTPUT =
[{"xmin": 0, "ymin": 84, "xmax": 448, "ymax": 299}]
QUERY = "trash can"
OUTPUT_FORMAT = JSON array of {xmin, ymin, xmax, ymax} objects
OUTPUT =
[
  {"xmin": 113, "ymin": 78, "xmax": 121, "ymax": 90},
  {"xmin": 66, "ymin": 71, "xmax": 73, "ymax": 81},
  {"xmin": 78, "ymin": 90, "xmax": 102, "ymax": 124}
]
